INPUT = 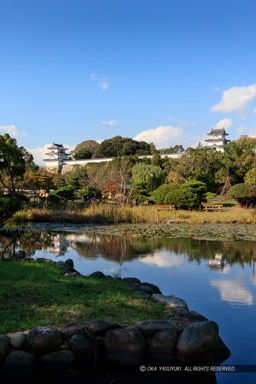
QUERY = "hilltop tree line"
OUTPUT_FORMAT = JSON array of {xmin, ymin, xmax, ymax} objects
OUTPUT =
[{"xmin": 1, "ymin": 133, "xmax": 256, "ymax": 218}]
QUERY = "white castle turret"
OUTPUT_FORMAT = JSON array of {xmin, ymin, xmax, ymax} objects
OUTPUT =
[
  {"xmin": 44, "ymin": 143, "xmax": 70, "ymax": 173},
  {"xmin": 205, "ymin": 127, "xmax": 230, "ymax": 152}
]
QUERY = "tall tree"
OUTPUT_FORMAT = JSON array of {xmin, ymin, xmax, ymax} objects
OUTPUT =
[
  {"xmin": 0, "ymin": 134, "xmax": 25, "ymax": 197},
  {"xmin": 72, "ymin": 140, "xmax": 99, "ymax": 160}
]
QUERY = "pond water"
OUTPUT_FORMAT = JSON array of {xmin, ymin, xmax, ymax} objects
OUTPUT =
[{"xmin": 1, "ymin": 225, "xmax": 256, "ymax": 384}]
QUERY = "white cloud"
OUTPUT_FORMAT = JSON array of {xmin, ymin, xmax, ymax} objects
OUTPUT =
[
  {"xmin": 133, "ymin": 125, "xmax": 184, "ymax": 148},
  {"xmin": 90, "ymin": 73, "xmax": 110, "ymax": 91},
  {"xmin": 0, "ymin": 125, "xmax": 26, "ymax": 138},
  {"xmin": 253, "ymin": 108, "xmax": 256, "ymax": 116},
  {"xmin": 210, "ymin": 279, "xmax": 253, "ymax": 305},
  {"xmin": 101, "ymin": 120, "xmax": 118, "ymax": 126},
  {"xmin": 214, "ymin": 118, "xmax": 233, "ymax": 130},
  {"xmin": 98, "ymin": 76, "xmax": 110, "ymax": 91},
  {"xmin": 211, "ymin": 84, "xmax": 256, "ymax": 118},
  {"xmin": 139, "ymin": 250, "xmax": 182, "ymax": 268},
  {"xmin": 28, "ymin": 143, "xmax": 75, "ymax": 166}
]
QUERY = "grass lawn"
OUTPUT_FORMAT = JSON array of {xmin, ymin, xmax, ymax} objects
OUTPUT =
[{"xmin": 0, "ymin": 260, "xmax": 165, "ymax": 334}]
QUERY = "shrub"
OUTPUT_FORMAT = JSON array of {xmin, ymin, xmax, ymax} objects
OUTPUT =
[
  {"xmin": 183, "ymin": 180, "xmax": 207, "ymax": 207},
  {"xmin": 164, "ymin": 188, "xmax": 197, "ymax": 210},
  {"xmin": 0, "ymin": 197, "xmax": 22, "ymax": 221},
  {"xmin": 227, "ymin": 183, "xmax": 256, "ymax": 207},
  {"xmin": 75, "ymin": 186, "xmax": 101, "ymax": 201},
  {"xmin": 131, "ymin": 181, "xmax": 150, "ymax": 203},
  {"xmin": 51, "ymin": 185, "xmax": 75, "ymax": 200},
  {"xmin": 152, "ymin": 182, "xmax": 205, "ymax": 209},
  {"xmin": 152, "ymin": 184, "xmax": 180, "ymax": 204}
]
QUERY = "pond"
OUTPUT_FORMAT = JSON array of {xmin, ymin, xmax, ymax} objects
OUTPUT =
[{"xmin": 1, "ymin": 224, "xmax": 256, "ymax": 384}]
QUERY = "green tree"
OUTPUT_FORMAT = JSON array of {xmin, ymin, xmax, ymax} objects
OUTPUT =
[
  {"xmin": 164, "ymin": 188, "xmax": 197, "ymax": 210},
  {"xmin": 132, "ymin": 163, "xmax": 165, "ymax": 192},
  {"xmin": 244, "ymin": 169, "xmax": 255, "ymax": 185},
  {"xmin": 227, "ymin": 183, "xmax": 256, "ymax": 208},
  {"xmin": 93, "ymin": 136, "xmax": 151, "ymax": 158},
  {"xmin": 72, "ymin": 140, "xmax": 99, "ymax": 160},
  {"xmin": 0, "ymin": 134, "xmax": 26, "ymax": 197},
  {"xmin": 75, "ymin": 186, "xmax": 101, "ymax": 201}
]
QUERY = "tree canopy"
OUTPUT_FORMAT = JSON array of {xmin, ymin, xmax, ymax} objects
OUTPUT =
[
  {"xmin": 72, "ymin": 140, "xmax": 99, "ymax": 160},
  {"xmin": 93, "ymin": 136, "xmax": 152, "ymax": 158},
  {"xmin": 0, "ymin": 134, "xmax": 26, "ymax": 197}
]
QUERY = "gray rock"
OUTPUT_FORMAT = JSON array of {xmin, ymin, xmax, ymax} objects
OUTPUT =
[
  {"xmin": 0, "ymin": 335, "xmax": 10, "ymax": 364},
  {"xmin": 69, "ymin": 333, "xmax": 95, "ymax": 365},
  {"xmin": 56, "ymin": 322, "xmax": 88, "ymax": 339},
  {"xmin": 141, "ymin": 282, "xmax": 162, "ymax": 294},
  {"xmin": 89, "ymin": 271, "xmax": 105, "ymax": 278},
  {"xmin": 147, "ymin": 329, "xmax": 179, "ymax": 364},
  {"xmin": 65, "ymin": 259, "xmax": 74, "ymax": 268},
  {"xmin": 152, "ymin": 294, "xmax": 188, "ymax": 312},
  {"xmin": 214, "ymin": 336, "xmax": 231, "ymax": 365},
  {"xmin": 136, "ymin": 320, "xmax": 177, "ymax": 336},
  {"xmin": 105, "ymin": 328, "xmax": 146, "ymax": 366},
  {"xmin": 57, "ymin": 261, "xmax": 66, "ymax": 266},
  {"xmin": 4, "ymin": 350, "xmax": 37, "ymax": 375},
  {"xmin": 123, "ymin": 277, "xmax": 141, "ymax": 285},
  {"xmin": 138, "ymin": 285, "xmax": 153, "ymax": 295},
  {"xmin": 10, "ymin": 334, "xmax": 27, "ymax": 350},
  {"xmin": 28, "ymin": 326, "xmax": 63, "ymax": 354},
  {"xmin": 177, "ymin": 321, "xmax": 219, "ymax": 364},
  {"xmin": 40, "ymin": 350, "xmax": 75, "ymax": 369},
  {"xmin": 86, "ymin": 320, "xmax": 122, "ymax": 337}
]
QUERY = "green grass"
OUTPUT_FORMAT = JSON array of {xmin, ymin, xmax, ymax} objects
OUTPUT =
[
  {"xmin": 0, "ymin": 261, "xmax": 166, "ymax": 334},
  {"xmin": 8, "ymin": 203, "xmax": 255, "ymax": 225}
]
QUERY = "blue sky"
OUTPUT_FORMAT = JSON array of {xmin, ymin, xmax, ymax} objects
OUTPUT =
[{"xmin": 1, "ymin": 0, "xmax": 256, "ymax": 164}]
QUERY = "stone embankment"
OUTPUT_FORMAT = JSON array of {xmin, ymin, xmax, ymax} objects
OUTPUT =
[{"xmin": 0, "ymin": 258, "xmax": 231, "ymax": 377}]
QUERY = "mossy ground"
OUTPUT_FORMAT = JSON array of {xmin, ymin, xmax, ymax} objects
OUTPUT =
[{"xmin": 0, "ymin": 261, "xmax": 166, "ymax": 334}]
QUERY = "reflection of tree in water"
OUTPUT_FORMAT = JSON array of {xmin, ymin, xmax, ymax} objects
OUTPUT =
[
  {"xmin": 73, "ymin": 234, "xmax": 148, "ymax": 263},
  {"xmin": 0, "ymin": 230, "xmax": 255, "ymax": 268},
  {"xmin": 0, "ymin": 230, "xmax": 54, "ymax": 258}
]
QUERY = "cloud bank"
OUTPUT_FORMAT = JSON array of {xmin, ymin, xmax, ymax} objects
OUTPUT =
[
  {"xmin": 133, "ymin": 125, "xmax": 184, "ymax": 148},
  {"xmin": 211, "ymin": 84, "xmax": 256, "ymax": 118},
  {"xmin": 0, "ymin": 125, "xmax": 26, "ymax": 138},
  {"xmin": 214, "ymin": 118, "xmax": 233, "ymax": 130}
]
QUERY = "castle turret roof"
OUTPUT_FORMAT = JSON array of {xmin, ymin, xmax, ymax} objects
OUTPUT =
[{"xmin": 207, "ymin": 128, "xmax": 229, "ymax": 136}]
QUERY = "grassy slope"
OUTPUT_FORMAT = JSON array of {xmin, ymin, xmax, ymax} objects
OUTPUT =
[{"xmin": 0, "ymin": 261, "xmax": 165, "ymax": 333}]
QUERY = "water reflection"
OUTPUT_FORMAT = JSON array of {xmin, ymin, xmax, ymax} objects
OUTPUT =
[
  {"xmin": 1, "ymin": 228, "xmax": 256, "ymax": 383},
  {"xmin": 0, "ymin": 229, "xmax": 255, "ymax": 270},
  {"xmin": 210, "ymin": 279, "xmax": 253, "ymax": 305}
]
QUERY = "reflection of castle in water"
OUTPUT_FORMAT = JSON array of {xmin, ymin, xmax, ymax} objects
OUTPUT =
[
  {"xmin": 46, "ymin": 233, "xmax": 101, "ymax": 257},
  {"xmin": 207, "ymin": 253, "xmax": 230, "ymax": 273}
]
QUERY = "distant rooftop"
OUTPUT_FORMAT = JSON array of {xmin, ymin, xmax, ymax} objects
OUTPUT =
[
  {"xmin": 207, "ymin": 128, "xmax": 229, "ymax": 136},
  {"xmin": 47, "ymin": 143, "xmax": 68, "ymax": 150}
]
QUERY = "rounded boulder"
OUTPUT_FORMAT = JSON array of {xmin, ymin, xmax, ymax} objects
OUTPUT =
[
  {"xmin": 105, "ymin": 328, "xmax": 145, "ymax": 366},
  {"xmin": 28, "ymin": 326, "xmax": 63, "ymax": 354},
  {"xmin": 177, "ymin": 321, "xmax": 219, "ymax": 365}
]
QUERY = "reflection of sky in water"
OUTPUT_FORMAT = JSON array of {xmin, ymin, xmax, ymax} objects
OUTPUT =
[
  {"xmin": 1, "ymin": 231, "xmax": 256, "ymax": 384},
  {"xmin": 139, "ymin": 250, "xmax": 183, "ymax": 268},
  {"xmin": 210, "ymin": 279, "xmax": 253, "ymax": 305}
]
